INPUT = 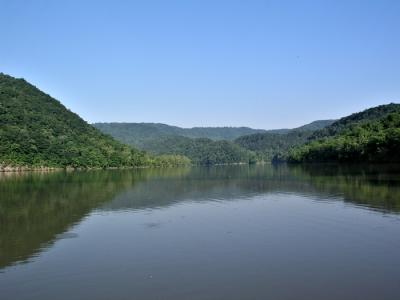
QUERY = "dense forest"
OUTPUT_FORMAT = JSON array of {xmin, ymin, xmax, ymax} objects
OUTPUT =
[
  {"xmin": 288, "ymin": 104, "xmax": 400, "ymax": 162},
  {"xmin": 2, "ymin": 73, "xmax": 398, "ymax": 168},
  {"xmin": 94, "ymin": 120, "xmax": 334, "ymax": 144},
  {"xmin": 93, "ymin": 123, "xmax": 262, "ymax": 165},
  {"xmin": 293, "ymin": 120, "xmax": 336, "ymax": 132},
  {"xmin": 310, "ymin": 103, "xmax": 400, "ymax": 139},
  {"xmin": 235, "ymin": 130, "xmax": 313, "ymax": 162},
  {"xmin": 94, "ymin": 119, "xmax": 334, "ymax": 164},
  {"xmin": 233, "ymin": 120, "xmax": 334, "ymax": 162},
  {"xmin": 93, "ymin": 122, "xmax": 267, "ymax": 145},
  {"xmin": 138, "ymin": 135, "xmax": 256, "ymax": 165},
  {"xmin": 0, "ymin": 73, "xmax": 190, "ymax": 169}
]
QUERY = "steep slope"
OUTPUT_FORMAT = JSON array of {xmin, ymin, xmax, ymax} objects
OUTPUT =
[
  {"xmin": 0, "ymin": 73, "xmax": 188, "ymax": 169},
  {"xmin": 289, "ymin": 104, "xmax": 400, "ymax": 162},
  {"xmin": 311, "ymin": 103, "xmax": 400, "ymax": 139}
]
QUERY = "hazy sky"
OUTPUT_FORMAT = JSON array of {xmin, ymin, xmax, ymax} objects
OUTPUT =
[{"xmin": 1, "ymin": 0, "xmax": 399, "ymax": 129}]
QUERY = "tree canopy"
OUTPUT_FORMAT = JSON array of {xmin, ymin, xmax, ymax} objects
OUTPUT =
[{"xmin": 289, "ymin": 104, "xmax": 400, "ymax": 163}]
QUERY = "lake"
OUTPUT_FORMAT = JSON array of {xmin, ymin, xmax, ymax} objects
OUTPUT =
[{"xmin": 1, "ymin": 164, "xmax": 400, "ymax": 299}]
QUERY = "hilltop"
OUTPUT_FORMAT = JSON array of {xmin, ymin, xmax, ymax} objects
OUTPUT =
[
  {"xmin": 0, "ymin": 73, "xmax": 189, "ymax": 169},
  {"xmin": 289, "ymin": 103, "xmax": 400, "ymax": 162}
]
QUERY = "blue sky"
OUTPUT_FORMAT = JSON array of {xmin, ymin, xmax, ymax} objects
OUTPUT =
[{"xmin": 1, "ymin": 0, "xmax": 399, "ymax": 129}]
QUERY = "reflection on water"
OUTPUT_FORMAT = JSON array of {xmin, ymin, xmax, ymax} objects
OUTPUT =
[
  {"xmin": 101, "ymin": 164, "xmax": 400, "ymax": 213},
  {"xmin": 1, "ymin": 164, "xmax": 400, "ymax": 299},
  {"xmin": 0, "ymin": 168, "xmax": 190, "ymax": 269},
  {"xmin": 293, "ymin": 164, "xmax": 400, "ymax": 212},
  {"xmin": 1, "ymin": 164, "xmax": 400, "ymax": 269}
]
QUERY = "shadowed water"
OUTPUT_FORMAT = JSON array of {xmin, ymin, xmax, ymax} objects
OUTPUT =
[{"xmin": 1, "ymin": 164, "xmax": 400, "ymax": 299}]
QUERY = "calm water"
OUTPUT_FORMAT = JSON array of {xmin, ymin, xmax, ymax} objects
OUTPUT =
[{"xmin": 1, "ymin": 164, "xmax": 400, "ymax": 299}]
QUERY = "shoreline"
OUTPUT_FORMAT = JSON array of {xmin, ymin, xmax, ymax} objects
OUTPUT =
[
  {"xmin": 0, "ymin": 165, "xmax": 156, "ymax": 173},
  {"xmin": 0, "ymin": 162, "xmax": 257, "ymax": 173}
]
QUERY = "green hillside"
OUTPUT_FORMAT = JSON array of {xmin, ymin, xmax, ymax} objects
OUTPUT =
[
  {"xmin": 289, "ymin": 104, "xmax": 400, "ymax": 163},
  {"xmin": 93, "ymin": 123, "xmax": 261, "ymax": 165},
  {"xmin": 233, "ymin": 119, "xmax": 334, "ymax": 162},
  {"xmin": 0, "ymin": 73, "xmax": 189, "ymax": 169},
  {"xmin": 93, "ymin": 123, "xmax": 183, "ymax": 148},
  {"xmin": 259, "ymin": 120, "xmax": 335, "ymax": 135},
  {"xmin": 138, "ymin": 135, "xmax": 256, "ymax": 165},
  {"xmin": 311, "ymin": 103, "xmax": 400, "ymax": 139},
  {"xmin": 294, "ymin": 119, "xmax": 336, "ymax": 132},
  {"xmin": 93, "ymin": 119, "xmax": 334, "ymax": 164},
  {"xmin": 235, "ymin": 130, "xmax": 313, "ymax": 162},
  {"xmin": 93, "ymin": 122, "xmax": 267, "ymax": 144},
  {"xmin": 93, "ymin": 120, "xmax": 334, "ymax": 145}
]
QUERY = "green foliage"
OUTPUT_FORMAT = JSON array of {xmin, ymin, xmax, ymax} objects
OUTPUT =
[
  {"xmin": 93, "ymin": 122, "xmax": 266, "ymax": 143},
  {"xmin": 293, "ymin": 119, "xmax": 336, "ymax": 132},
  {"xmin": 137, "ymin": 135, "xmax": 256, "ymax": 165},
  {"xmin": 0, "ymin": 73, "xmax": 190, "ymax": 168},
  {"xmin": 311, "ymin": 103, "xmax": 400, "ymax": 139},
  {"xmin": 94, "ymin": 120, "xmax": 334, "ymax": 165},
  {"xmin": 93, "ymin": 123, "xmax": 260, "ymax": 165},
  {"xmin": 258, "ymin": 120, "xmax": 335, "ymax": 135},
  {"xmin": 4, "ymin": 71, "xmax": 394, "ymax": 167},
  {"xmin": 234, "ymin": 130, "xmax": 314, "ymax": 162},
  {"xmin": 289, "ymin": 109, "xmax": 400, "ymax": 163},
  {"xmin": 233, "ymin": 120, "xmax": 335, "ymax": 162},
  {"xmin": 149, "ymin": 154, "xmax": 191, "ymax": 167},
  {"xmin": 94, "ymin": 123, "xmax": 259, "ymax": 165}
]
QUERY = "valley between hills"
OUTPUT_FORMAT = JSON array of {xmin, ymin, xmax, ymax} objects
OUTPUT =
[{"xmin": 1, "ymin": 73, "xmax": 399, "ymax": 170}]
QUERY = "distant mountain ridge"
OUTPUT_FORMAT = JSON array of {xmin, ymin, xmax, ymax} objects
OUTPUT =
[
  {"xmin": 93, "ymin": 122, "xmax": 267, "ymax": 144},
  {"xmin": 264, "ymin": 120, "xmax": 336, "ymax": 134},
  {"xmin": 93, "ymin": 123, "xmax": 258, "ymax": 164},
  {"xmin": 93, "ymin": 119, "xmax": 335, "ymax": 146},
  {"xmin": 294, "ymin": 120, "xmax": 336, "ymax": 132},
  {"xmin": 93, "ymin": 119, "xmax": 335, "ymax": 164}
]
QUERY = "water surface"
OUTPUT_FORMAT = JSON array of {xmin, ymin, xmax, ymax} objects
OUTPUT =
[{"xmin": 1, "ymin": 164, "xmax": 400, "ymax": 299}]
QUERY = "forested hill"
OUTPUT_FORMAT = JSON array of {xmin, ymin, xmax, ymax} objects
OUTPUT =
[
  {"xmin": 0, "ymin": 73, "xmax": 189, "ymax": 169},
  {"xmin": 258, "ymin": 120, "xmax": 336, "ymax": 134},
  {"xmin": 93, "ymin": 119, "xmax": 335, "ymax": 165},
  {"xmin": 94, "ymin": 124, "xmax": 256, "ymax": 165},
  {"xmin": 233, "ymin": 119, "xmax": 335, "ymax": 162},
  {"xmin": 93, "ymin": 122, "xmax": 267, "ymax": 144},
  {"xmin": 93, "ymin": 120, "xmax": 335, "ymax": 145},
  {"xmin": 234, "ymin": 130, "xmax": 313, "ymax": 162},
  {"xmin": 294, "ymin": 119, "xmax": 336, "ymax": 132},
  {"xmin": 288, "ymin": 103, "xmax": 400, "ymax": 163},
  {"xmin": 311, "ymin": 103, "xmax": 400, "ymax": 139},
  {"xmin": 132, "ymin": 135, "xmax": 256, "ymax": 165}
]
